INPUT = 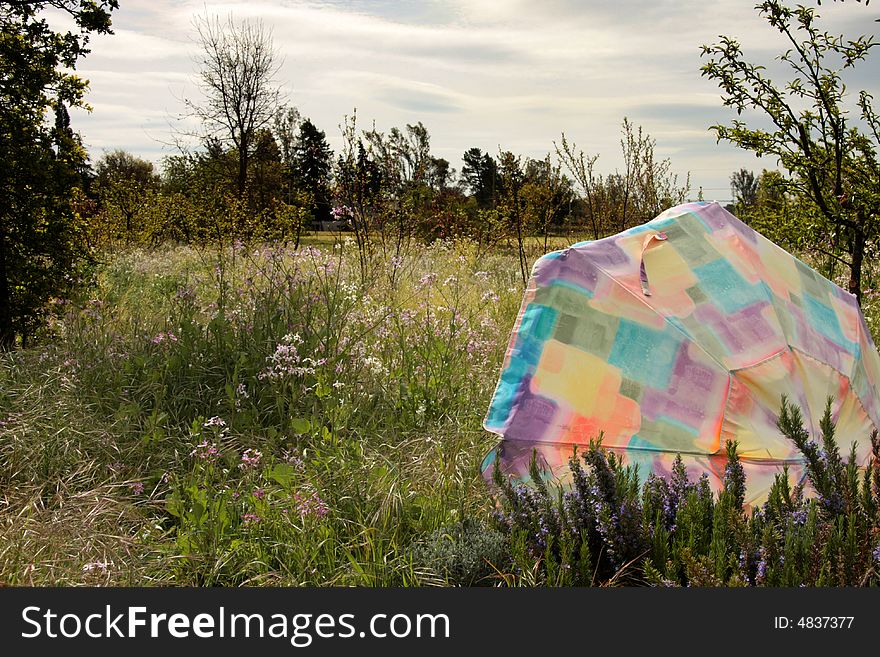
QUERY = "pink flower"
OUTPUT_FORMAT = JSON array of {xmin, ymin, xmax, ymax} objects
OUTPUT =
[
  {"xmin": 417, "ymin": 272, "xmax": 437, "ymax": 288},
  {"xmin": 293, "ymin": 490, "xmax": 329, "ymax": 519},
  {"xmin": 151, "ymin": 331, "xmax": 178, "ymax": 345},
  {"xmin": 240, "ymin": 448, "xmax": 262, "ymax": 469},
  {"xmin": 191, "ymin": 441, "xmax": 220, "ymax": 461}
]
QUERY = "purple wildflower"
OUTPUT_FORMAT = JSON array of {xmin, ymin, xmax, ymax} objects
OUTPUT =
[
  {"xmin": 191, "ymin": 440, "xmax": 220, "ymax": 461},
  {"xmin": 240, "ymin": 448, "xmax": 262, "ymax": 469},
  {"xmin": 294, "ymin": 490, "xmax": 329, "ymax": 519}
]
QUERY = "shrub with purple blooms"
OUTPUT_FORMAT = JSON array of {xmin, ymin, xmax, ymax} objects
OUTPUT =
[{"xmin": 488, "ymin": 398, "xmax": 880, "ymax": 587}]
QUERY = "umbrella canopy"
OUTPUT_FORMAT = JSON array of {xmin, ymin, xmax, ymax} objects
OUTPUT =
[{"xmin": 483, "ymin": 201, "xmax": 880, "ymax": 504}]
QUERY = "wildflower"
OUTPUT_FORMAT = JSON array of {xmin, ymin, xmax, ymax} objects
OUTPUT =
[
  {"xmin": 174, "ymin": 285, "xmax": 197, "ymax": 304},
  {"xmin": 282, "ymin": 332, "xmax": 304, "ymax": 345},
  {"xmin": 259, "ymin": 337, "xmax": 321, "ymax": 381},
  {"xmin": 755, "ymin": 547, "xmax": 768, "ymax": 584},
  {"xmin": 253, "ymin": 488, "xmax": 266, "ymax": 499},
  {"xmin": 203, "ymin": 416, "xmax": 227, "ymax": 428},
  {"xmin": 82, "ymin": 560, "xmax": 112, "ymax": 573},
  {"xmin": 242, "ymin": 513, "xmax": 261, "ymax": 525},
  {"xmin": 417, "ymin": 272, "xmax": 437, "ymax": 288},
  {"xmin": 129, "ymin": 482, "xmax": 144, "ymax": 495},
  {"xmin": 362, "ymin": 355, "xmax": 387, "ymax": 376},
  {"xmin": 240, "ymin": 448, "xmax": 262, "ymax": 469},
  {"xmin": 151, "ymin": 331, "xmax": 178, "ymax": 345},
  {"xmin": 331, "ymin": 205, "xmax": 351, "ymax": 220},
  {"xmin": 282, "ymin": 450, "xmax": 304, "ymax": 469},
  {"xmin": 191, "ymin": 440, "xmax": 220, "ymax": 461},
  {"xmin": 294, "ymin": 490, "xmax": 329, "ymax": 519}
]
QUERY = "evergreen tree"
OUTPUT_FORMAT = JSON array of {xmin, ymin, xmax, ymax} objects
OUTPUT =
[
  {"xmin": 293, "ymin": 118, "xmax": 333, "ymax": 225},
  {"xmin": 460, "ymin": 148, "xmax": 498, "ymax": 209}
]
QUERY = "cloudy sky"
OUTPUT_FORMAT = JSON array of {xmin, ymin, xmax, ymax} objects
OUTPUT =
[{"xmin": 66, "ymin": 0, "xmax": 879, "ymax": 201}]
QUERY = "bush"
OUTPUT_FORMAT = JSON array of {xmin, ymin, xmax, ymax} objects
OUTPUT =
[
  {"xmin": 413, "ymin": 518, "xmax": 506, "ymax": 586},
  {"xmin": 490, "ymin": 397, "xmax": 880, "ymax": 586}
]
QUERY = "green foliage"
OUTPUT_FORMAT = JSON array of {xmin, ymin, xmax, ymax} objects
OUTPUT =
[
  {"xmin": 293, "ymin": 118, "xmax": 333, "ymax": 226},
  {"xmin": 0, "ymin": 1, "xmax": 118, "ymax": 348},
  {"xmin": 92, "ymin": 150, "xmax": 160, "ymax": 244},
  {"xmin": 701, "ymin": 0, "xmax": 880, "ymax": 303},
  {"xmin": 413, "ymin": 518, "xmax": 507, "ymax": 586},
  {"xmin": 0, "ymin": 239, "xmax": 515, "ymax": 584},
  {"xmin": 492, "ymin": 399, "xmax": 880, "ymax": 587}
]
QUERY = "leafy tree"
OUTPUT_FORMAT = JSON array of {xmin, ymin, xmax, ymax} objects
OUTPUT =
[
  {"xmin": 94, "ymin": 149, "xmax": 159, "ymax": 242},
  {"xmin": 497, "ymin": 151, "xmax": 529, "ymax": 285},
  {"xmin": 335, "ymin": 113, "xmax": 383, "ymax": 282},
  {"xmin": 522, "ymin": 156, "xmax": 575, "ymax": 251},
  {"xmin": 427, "ymin": 156, "xmax": 453, "ymax": 192},
  {"xmin": 272, "ymin": 104, "xmax": 301, "ymax": 169},
  {"xmin": 360, "ymin": 121, "xmax": 440, "ymax": 253},
  {"xmin": 0, "ymin": 0, "xmax": 118, "ymax": 349},
  {"xmin": 249, "ymin": 128, "xmax": 284, "ymax": 212},
  {"xmin": 701, "ymin": 0, "xmax": 879, "ymax": 304}
]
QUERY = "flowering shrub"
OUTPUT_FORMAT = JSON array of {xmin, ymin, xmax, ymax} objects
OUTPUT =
[{"xmin": 489, "ymin": 398, "xmax": 880, "ymax": 587}]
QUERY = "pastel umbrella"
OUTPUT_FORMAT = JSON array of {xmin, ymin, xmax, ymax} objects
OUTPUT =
[{"xmin": 482, "ymin": 202, "xmax": 880, "ymax": 505}]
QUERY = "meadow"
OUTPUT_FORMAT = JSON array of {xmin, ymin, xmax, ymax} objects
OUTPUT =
[
  {"xmin": 0, "ymin": 235, "xmax": 529, "ymax": 585},
  {"xmin": 2, "ymin": 234, "xmax": 880, "ymax": 587}
]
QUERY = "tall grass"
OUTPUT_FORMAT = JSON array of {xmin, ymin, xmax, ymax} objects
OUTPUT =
[
  {"xmin": 0, "ymin": 238, "xmax": 521, "ymax": 585},
  {"xmin": 3, "ymin": 236, "xmax": 880, "ymax": 586}
]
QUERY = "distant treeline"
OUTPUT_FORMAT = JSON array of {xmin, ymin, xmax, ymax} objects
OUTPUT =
[{"xmin": 85, "ymin": 114, "xmax": 701, "ymax": 248}]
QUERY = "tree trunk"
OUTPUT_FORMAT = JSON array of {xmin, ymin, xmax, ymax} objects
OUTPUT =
[
  {"xmin": 0, "ymin": 226, "xmax": 14, "ymax": 350},
  {"xmin": 848, "ymin": 224, "xmax": 864, "ymax": 306},
  {"xmin": 238, "ymin": 145, "xmax": 248, "ymax": 196}
]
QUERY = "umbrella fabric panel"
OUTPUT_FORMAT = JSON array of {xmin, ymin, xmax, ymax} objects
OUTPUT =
[
  {"xmin": 722, "ymin": 349, "xmax": 875, "ymax": 463},
  {"xmin": 852, "ymin": 312, "xmax": 880, "ymax": 428},
  {"xmin": 483, "ymin": 244, "xmax": 732, "ymax": 455},
  {"xmin": 484, "ymin": 202, "xmax": 880, "ymax": 501}
]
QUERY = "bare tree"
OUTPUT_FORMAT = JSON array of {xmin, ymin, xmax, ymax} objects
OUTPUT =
[
  {"xmin": 556, "ymin": 134, "xmax": 603, "ymax": 240},
  {"xmin": 187, "ymin": 13, "xmax": 282, "ymax": 198}
]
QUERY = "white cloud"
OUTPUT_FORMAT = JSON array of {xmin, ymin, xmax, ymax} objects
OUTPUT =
[{"xmin": 68, "ymin": 0, "xmax": 880, "ymax": 200}]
